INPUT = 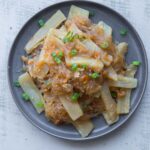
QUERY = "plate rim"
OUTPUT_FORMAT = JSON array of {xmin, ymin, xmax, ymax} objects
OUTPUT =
[{"xmin": 7, "ymin": 0, "xmax": 148, "ymax": 141}]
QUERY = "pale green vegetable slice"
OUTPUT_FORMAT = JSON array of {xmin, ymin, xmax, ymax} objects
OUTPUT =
[
  {"xmin": 126, "ymin": 64, "xmax": 137, "ymax": 77},
  {"xmin": 82, "ymin": 39, "xmax": 113, "ymax": 66},
  {"xmin": 18, "ymin": 72, "xmax": 44, "ymax": 113},
  {"xmin": 65, "ymin": 56, "xmax": 104, "ymax": 72},
  {"xmin": 106, "ymin": 66, "xmax": 118, "ymax": 81},
  {"xmin": 73, "ymin": 119, "xmax": 94, "ymax": 137},
  {"xmin": 49, "ymin": 28, "xmax": 67, "ymax": 40},
  {"xmin": 116, "ymin": 42, "xmax": 128, "ymax": 56},
  {"xmin": 25, "ymin": 10, "xmax": 66, "ymax": 54},
  {"xmin": 98, "ymin": 21, "xmax": 112, "ymax": 37},
  {"xmin": 101, "ymin": 82, "xmax": 118, "ymax": 125},
  {"xmin": 59, "ymin": 25, "xmax": 67, "ymax": 32},
  {"xmin": 117, "ymin": 65, "xmax": 137, "ymax": 114},
  {"xmin": 103, "ymin": 112, "xmax": 119, "ymax": 125},
  {"xmin": 117, "ymin": 90, "xmax": 131, "ymax": 114},
  {"xmin": 109, "ymin": 75, "xmax": 137, "ymax": 88},
  {"xmin": 68, "ymin": 23, "xmax": 83, "ymax": 35},
  {"xmin": 68, "ymin": 5, "xmax": 89, "ymax": 19},
  {"xmin": 82, "ymin": 39, "xmax": 102, "ymax": 52},
  {"xmin": 45, "ymin": 27, "xmax": 67, "ymax": 41},
  {"xmin": 59, "ymin": 95, "xmax": 83, "ymax": 121},
  {"xmin": 39, "ymin": 32, "xmax": 64, "ymax": 65}
]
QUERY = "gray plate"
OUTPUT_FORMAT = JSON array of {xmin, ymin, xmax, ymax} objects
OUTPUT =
[{"xmin": 8, "ymin": 0, "xmax": 148, "ymax": 141}]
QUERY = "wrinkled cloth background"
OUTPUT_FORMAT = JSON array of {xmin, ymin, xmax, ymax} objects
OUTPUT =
[{"xmin": 0, "ymin": 0, "xmax": 150, "ymax": 150}]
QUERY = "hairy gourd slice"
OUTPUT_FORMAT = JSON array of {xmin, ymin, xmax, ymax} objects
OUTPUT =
[
  {"xmin": 98, "ymin": 21, "xmax": 112, "ymax": 37},
  {"xmin": 116, "ymin": 42, "xmax": 128, "ymax": 56},
  {"xmin": 82, "ymin": 39, "xmax": 102, "ymax": 52},
  {"xmin": 19, "ymin": 72, "xmax": 44, "ymax": 113},
  {"xmin": 109, "ymin": 75, "xmax": 137, "ymax": 88},
  {"xmin": 39, "ymin": 30, "xmax": 64, "ymax": 65},
  {"xmin": 82, "ymin": 39, "xmax": 113, "ymax": 66},
  {"xmin": 117, "ymin": 65, "xmax": 137, "ymax": 114},
  {"xmin": 73, "ymin": 119, "xmax": 94, "ymax": 137},
  {"xmin": 66, "ymin": 56, "xmax": 104, "ymax": 72},
  {"xmin": 59, "ymin": 95, "xmax": 83, "ymax": 121},
  {"xmin": 106, "ymin": 66, "xmax": 118, "ymax": 81},
  {"xmin": 68, "ymin": 5, "xmax": 89, "ymax": 19},
  {"xmin": 101, "ymin": 82, "xmax": 118, "ymax": 125},
  {"xmin": 25, "ymin": 10, "xmax": 66, "ymax": 54}
]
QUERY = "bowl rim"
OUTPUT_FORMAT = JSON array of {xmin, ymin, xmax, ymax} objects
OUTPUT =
[{"xmin": 7, "ymin": 0, "xmax": 148, "ymax": 141}]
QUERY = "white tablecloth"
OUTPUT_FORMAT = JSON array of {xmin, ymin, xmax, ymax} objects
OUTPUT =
[{"xmin": 0, "ymin": 0, "xmax": 150, "ymax": 149}]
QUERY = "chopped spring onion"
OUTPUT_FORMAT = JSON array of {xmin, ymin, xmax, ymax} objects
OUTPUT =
[
  {"xmin": 120, "ymin": 28, "xmax": 128, "ymax": 36},
  {"xmin": 58, "ymin": 51, "xmax": 64, "ymax": 58},
  {"xmin": 73, "ymin": 34, "xmax": 79, "ymax": 39},
  {"xmin": 70, "ymin": 49, "xmax": 77, "ymax": 56},
  {"xmin": 36, "ymin": 101, "xmax": 44, "ymax": 108},
  {"xmin": 63, "ymin": 31, "xmax": 74, "ymax": 43},
  {"xmin": 81, "ymin": 64, "xmax": 87, "ymax": 69},
  {"xmin": 51, "ymin": 52, "xmax": 57, "ymax": 57},
  {"xmin": 63, "ymin": 32, "xmax": 81, "ymax": 43},
  {"xmin": 73, "ymin": 34, "xmax": 85, "ymax": 41},
  {"xmin": 22, "ymin": 92, "xmax": 30, "ymax": 101},
  {"xmin": 14, "ymin": 81, "xmax": 20, "ymax": 87},
  {"xmin": 100, "ymin": 41, "xmax": 109, "ymax": 49},
  {"xmin": 38, "ymin": 19, "xmax": 45, "ymax": 27},
  {"xmin": 71, "ymin": 92, "xmax": 80, "ymax": 102},
  {"xmin": 54, "ymin": 57, "xmax": 61, "ymax": 64},
  {"xmin": 132, "ymin": 61, "xmax": 141, "ymax": 66},
  {"xmin": 111, "ymin": 91, "xmax": 117, "ymax": 99},
  {"xmin": 71, "ymin": 63, "xmax": 78, "ymax": 71},
  {"xmin": 51, "ymin": 51, "xmax": 63, "ymax": 64},
  {"xmin": 90, "ymin": 72, "xmax": 100, "ymax": 79}
]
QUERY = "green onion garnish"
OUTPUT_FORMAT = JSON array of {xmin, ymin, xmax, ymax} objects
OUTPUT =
[
  {"xmin": 90, "ymin": 72, "xmax": 100, "ymax": 79},
  {"xmin": 74, "ymin": 34, "xmax": 84, "ymax": 41},
  {"xmin": 111, "ymin": 91, "xmax": 117, "ymax": 98},
  {"xmin": 63, "ymin": 31, "xmax": 74, "ymax": 43},
  {"xmin": 70, "ymin": 49, "xmax": 77, "ymax": 56},
  {"xmin": 38, "ymin": 19, "xmax": 45, "ymax": 27},
  {"xmin": 100, "ymin": 41, "xmax": 109, "ymax": 49},
  {"xmin": 132, "ymin": 61, "xmax": 141, "ymax": 66},
  {"xmin": 51, "ymin": 52, "xmax": 57, "ymax": 57},
  {"xmin": 58, "ymin": 51, "xmax": 64, "ymax": 59},
  {"xmin": 120, "ymin": 28, "xmax": 128, "ymax": 36},
  {"xmin": 54, "ymin": 57, "xmax": 61, "ymax": 64},
  {"xmin": 14, "ymin": 81, "xmax": 20, "ymax": 87},
  {"xmin": 63, "ymin": 37, "xmax": 69, "ymax": 43},
  {"xmin": 63, "ymin": 32, "xmax": 82, "ymax": 43},
  {"xmin": 71, "ymin": 92, "xmax": 80, "ymax": 102},
  {"xmin": 81, "ymin": 64, "xmax": 87, "ymax": 69},
  {"xmin": 73, "ymin": 34, "xmax": 79, "ymax": 40},
  {"xmin": 22, "ymin": 93, "xmax": 30, "ymax": 101},
  {"xmin": 36, "ymin": 101, "xmax": 44, "ymax": 108},
  {"xmin": 51, "ymin": 51, "xmax": 63, "ymax": 64},
  {"xmin": 71, "ymin": 63, "xmax": 78, "ymax": 71}
]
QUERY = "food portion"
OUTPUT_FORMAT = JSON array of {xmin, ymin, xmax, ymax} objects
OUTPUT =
[{"xmin": 15, "ymin": 5, "xmax": 140, "ymax": 137}]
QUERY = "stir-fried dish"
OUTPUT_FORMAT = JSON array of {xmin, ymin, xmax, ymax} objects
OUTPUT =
[{"xmin": 15, "ymin": 5, "xmax": 140, "ymax": 137}]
